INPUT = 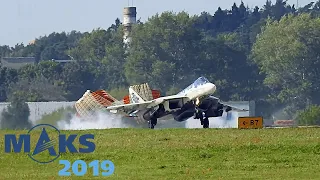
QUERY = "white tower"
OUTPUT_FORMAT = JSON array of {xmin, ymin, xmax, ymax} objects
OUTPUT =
[{"xmin": 123, "ymin": 7, "xmax": 137, "ymax": 45}]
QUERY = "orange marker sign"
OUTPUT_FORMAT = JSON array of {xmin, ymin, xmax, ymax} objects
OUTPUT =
[{"xmin": 238, "ymin": 116, "xmax": 263, "ymax": 129}]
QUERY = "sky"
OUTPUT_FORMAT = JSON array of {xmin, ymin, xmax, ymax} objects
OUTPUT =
[{"xmin": 0, "ymin": 0, "xmax": 313, "ymax": 46}]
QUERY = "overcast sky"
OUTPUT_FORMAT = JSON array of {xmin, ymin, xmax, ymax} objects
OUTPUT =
[{"xmin": 0, "ymin": 0, "xmax": 312, "ymax": 46}]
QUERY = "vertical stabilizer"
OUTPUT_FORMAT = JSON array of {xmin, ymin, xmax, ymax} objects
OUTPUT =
[{"xmin": 129, "ymin": 83, "xmax": 153, "ymax": 103}]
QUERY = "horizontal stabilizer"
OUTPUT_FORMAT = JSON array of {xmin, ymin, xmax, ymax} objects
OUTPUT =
[
  {"xmin": 151, "ymin": 90, "xmax": 161, "ymax": 99},
  {"xmin": 123, "ymin": 95, "xmax": 130, "ymax": 104},
  {"xmin": 222, "ymin": 102, "xmax": 249, "ymax": 112},
  {"xmin": 210, "ymin": 96, "xmax": 249, "ymax": 112}
]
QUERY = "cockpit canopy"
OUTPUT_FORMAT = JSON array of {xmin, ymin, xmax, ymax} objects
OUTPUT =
[
  {"xmin": 178, "ymin": 76, "xmax": 211, "ymax": 95},
  {"xmin": 193, "ymin": 76, "xmax": 210, "ymax": 86}
]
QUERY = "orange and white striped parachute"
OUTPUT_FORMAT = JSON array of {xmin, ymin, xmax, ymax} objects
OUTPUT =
[
  {"xmin": 75, "ymin": 83, "xmax": 161, "ymax": 120},
  {"xmin": 74, "ymin": 90, "xmax": 121, "ymax": 119}
]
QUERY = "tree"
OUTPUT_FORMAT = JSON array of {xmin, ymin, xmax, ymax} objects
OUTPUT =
[
  {"xmin": 261, "ymin": 0, "xmax": 273, "ymax": 18},
  {"xmin": 60, "ymin": 61, "xmax": 103, "ymax": 100},
  {"xmin": 296, "ymin": 105, "xmax": 320, "ymax": 125},
  {"xmin": 272, "ymin": 0, "xmax": 288, "ymax": 20},
  {"xmin": 126, "ymin": 12, "xmax": 204, "ymax": 93},
  {"xmin": 0, "ymin": 0, "xmax": 319, "ymax": 121},
  {"xmin": 101, "ymin": 25, "xmax": 128, "ymax": 89},
  {"xmin": 0, "ymin": 67, "xmax": 18, "ymax": 101},
  {"xmin": 7, "ymin": 76, "xmax": 66, "ymax": 102},
  {"xmin": 0, "ymin": 45, "xmax": 12, "ymax": 58},
  {"xmin": 30, "ymin": 31, "xmax": 85, "ymax": 61},
  {"xmin": 212, "ymin": 7, "xmax": 227, "ymax": 32},
  {"xmin": 251, "ymin": 13, "xmax": 320, "ymax": 117},
  {"xmin": 200, "ymin": 33, "xmax": 261, "ymax": 101},
  {"xmin": 1, "ymin": 95, "xmax": 32, "ymax": 129},
  {"xmin": 67, "ymin": 28, "xmax": 111, "ymax": 61}
]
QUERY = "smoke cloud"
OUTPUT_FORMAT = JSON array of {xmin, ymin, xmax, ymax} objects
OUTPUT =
[
  {"xmin": 56, "ymin": 110, "xmax": 239, "ymax": 130},
  {"xmin": 57, "ymin": 110, "xmax": 147, "ymax": 130},
  {"xmin": 185, "ymin": 111, "xmax": 239, "ymax": 128}
]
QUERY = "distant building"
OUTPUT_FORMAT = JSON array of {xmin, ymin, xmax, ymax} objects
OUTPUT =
[
  {"xmin": 0, "ymin": 57, "xmax": 78, "ymax": 69},
  {"xmin": 29, "ymin": 40, "xmax": 36, "ymax": 45},
  {"xmin": 273, "ymin": 120, "xmax": 296, "ymax": 127},
  {"xmin": 50, "ymin": 59, "xmax": 75, "ymax": 63},
  {"xmin": 1, "ymin": 57, "xmax": 36, "ymax": 69}
]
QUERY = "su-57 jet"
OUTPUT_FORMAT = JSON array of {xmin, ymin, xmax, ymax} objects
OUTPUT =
[{"xmin": 75, "ymin": 77, "xmax": 248, "ymax": 129}]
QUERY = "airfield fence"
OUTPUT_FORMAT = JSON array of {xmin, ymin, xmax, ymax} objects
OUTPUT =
[{"xmin": 0, "ymin": 101, "xmax": 76, "ymax": 123}]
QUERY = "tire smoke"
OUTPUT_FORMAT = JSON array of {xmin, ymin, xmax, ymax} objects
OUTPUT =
[
  {"xmin": 57, "ymin": 110, "xmax": 147, "ymax": 130},
  {"xmin": 185, "ymin": 111, "xmax": 239, "ymax": 128},
  {"xmin": 56, "ymin": 110, "xmax": 239, "ymax": 130}
]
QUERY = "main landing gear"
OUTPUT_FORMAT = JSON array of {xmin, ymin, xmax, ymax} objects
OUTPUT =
[
  {"xmin": 147, "ymin": 105, "xmax": 165, "ymax": 129},
  {"xmin": 194, "ymin": 109, "xmax": 209, "ymax": 128},
  {"xmin": 148, "ymin": 116, "xmax": 158, "ymax": 129}
]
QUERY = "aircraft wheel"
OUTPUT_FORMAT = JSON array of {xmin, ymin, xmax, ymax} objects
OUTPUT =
[
  {"xmin": 203, "ymin": 117, "xmax": 209, "ymax": 128},
  {"xmin": 193, "ymin": 110, "xmax": 199, "ymax": 119},
  {"xmin": 200, "ymin": 114, "xmax": 204, "ymax": 125},
  {"xmin": 148, "ymin": 121, "xmax": 155, "ymax": 129},
  {"xmin": 199, "ymin": 112, "xmax": 204, "ymax": 125},
  {"xmin": 194, "ymin": 109, "xmax": 204, "ymax": 125},
  {"xmin": 148, "ymin": 117, "xmax": 157, "ymax": 129}
]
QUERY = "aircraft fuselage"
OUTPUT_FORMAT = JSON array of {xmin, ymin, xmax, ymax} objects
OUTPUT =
[{"xmin": 137, "ymin": 77, "xmax": 223, "ymax": 122}]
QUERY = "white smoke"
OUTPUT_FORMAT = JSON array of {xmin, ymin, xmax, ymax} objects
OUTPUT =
[
  {"xmin": 56, "ymin": 110, "xmax": 239, "ymax": 130},
  {"xmin": 185, "ymin": 111, "xmax": 239, "ymax": 128},
  {"xmin": 56, "ymin": 110, "xmax": 146, "ymax": 130}
]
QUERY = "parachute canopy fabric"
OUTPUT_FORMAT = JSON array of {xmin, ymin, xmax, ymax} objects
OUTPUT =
[{"xmin": 75, "ymin": 90, "xmax": 120, "ymax": 119}]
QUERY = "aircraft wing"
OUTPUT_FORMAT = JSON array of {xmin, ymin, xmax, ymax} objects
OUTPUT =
[
  {"xmin": 106, "ymin": 101, "xmax": 153, "ymax": 111},
  {"xmin": 157, "ymin": 94, "xmax": 190, "ymax": 101},
  {"xmin": 106, "ymin": 94, "xmax": 189, "ymax": 114},
  {"xmin": 209, "ymin": 96, "xmax": 249, "ymax": 112},
  {"xmin": 221, "ymin": 102, "xmax": 249, "ymax": 112}
]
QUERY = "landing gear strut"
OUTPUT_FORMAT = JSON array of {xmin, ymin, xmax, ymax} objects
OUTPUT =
[
  {"xmin": 148, "ymin": 116, "xmax": 157, "ymax": 129},
  {"xmin": 194, "ymin": 109, "xmax": 209, "ymax": 128},
  {"xmin": 202, "ymin": 117, "xmax": 209, "ymax": 128}
]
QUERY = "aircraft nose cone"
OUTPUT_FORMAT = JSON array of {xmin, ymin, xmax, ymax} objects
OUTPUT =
[
  {"xmin": 211, "ymin": 83, "xmax": 216, "ymax": 93},
  {"xmin": 207, "ymin": 83, "xmax": 216, "ymax": 94}
]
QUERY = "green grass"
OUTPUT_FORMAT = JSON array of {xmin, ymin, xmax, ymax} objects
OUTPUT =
[{"xmin": 0, "ymin": 128, "xmax": 320, "ymax": 179}]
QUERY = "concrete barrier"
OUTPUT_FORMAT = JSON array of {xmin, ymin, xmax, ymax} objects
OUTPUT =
[{"xmin": 0, "ymin": 101, "xmax": 76, "ymax": 123}]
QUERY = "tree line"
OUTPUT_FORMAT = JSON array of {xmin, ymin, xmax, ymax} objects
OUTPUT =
[{"xmin": 1, "ymin": 0, "xmax": 320, "ymax": 127}]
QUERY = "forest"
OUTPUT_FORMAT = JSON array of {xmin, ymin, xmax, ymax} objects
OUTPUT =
[{"xmin": 0, "ymin": 0, "xmax": 320, "ymax": 127}]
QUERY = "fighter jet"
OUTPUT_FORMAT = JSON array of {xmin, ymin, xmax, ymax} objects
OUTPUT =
[{"xmin": 75, "ymin": 77, "xmax": 248, "ymax": 129}]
